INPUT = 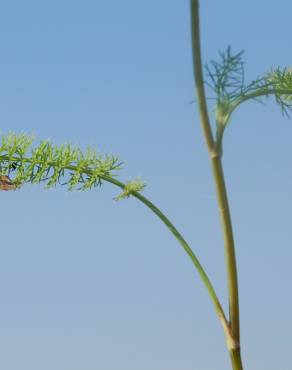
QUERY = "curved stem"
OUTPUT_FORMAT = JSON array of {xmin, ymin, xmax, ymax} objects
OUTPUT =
[
  {"xmin": 230, "ymin": 88, "xmax": 292, "ymax": 115},
  {"xmin": 103, "ymin": 175, "xmax": 229, "ymax": 330},
  {"xmin": 0, "ymin": 153, "xmax": 229, "ymax": 334}
]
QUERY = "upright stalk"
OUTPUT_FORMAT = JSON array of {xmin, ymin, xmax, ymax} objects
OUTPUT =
[
  {"xmin": 211, "ymin": 157, "xmax": 240, "ymax": 340},
  {"xmin": 190, "ymin": 1, "xmax": 243, "ymax": 369}
]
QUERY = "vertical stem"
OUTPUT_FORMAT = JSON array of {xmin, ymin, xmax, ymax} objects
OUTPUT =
[
  {"xmin": 211, "ymin": 156, "xmax": 243, "ymax": 370},
  {"xmin": 211, "ymin": 157, "xmax": 240, "ymax": 341},
  {"xmin": 190, "ymin": 1, "xmax": 243, "ymax": 369},
  {"xmin": 230, "ymin": 348, "xmax": 244, "ymax": 370},
  {"xmin": 190, "ymin": 0, "xmax": 215, "ymax": 152}
]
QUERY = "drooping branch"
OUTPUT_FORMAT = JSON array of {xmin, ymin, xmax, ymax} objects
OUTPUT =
[{"xmin": 0, "ymin": 132, "xmax": 229, "ymax": 335}]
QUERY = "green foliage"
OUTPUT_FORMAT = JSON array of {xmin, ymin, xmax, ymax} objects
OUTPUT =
[
  {"xmin": 205, "ymin": 47, "xmax": 292, "ymax": 123},
  {"xmin": 264, "ymin": 67, "xmax": 292, "ymax": 115},
  {"xmin": 114, "ymin": 179, "xmax": 146, "ymax": 201},
  {"xmin": 205, "ymin": 46, "xmax": 245, "ymax": 102},
  {"xmin": 0, "ymin": 133, "xmax": 124, "ymax": 191}
]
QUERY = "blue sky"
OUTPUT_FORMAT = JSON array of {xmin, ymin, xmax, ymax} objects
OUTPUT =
[{"xmin": 0, "ymin": 1, "xmax": 291, "ymax": 369}]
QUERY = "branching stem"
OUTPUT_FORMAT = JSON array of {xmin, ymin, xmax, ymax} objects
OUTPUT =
[{"xmin": 190, "ymin": 1, "xmax": 243, "ymax": 369}]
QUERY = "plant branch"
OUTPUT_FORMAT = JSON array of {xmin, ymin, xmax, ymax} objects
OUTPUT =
[
  {"xmin": 105, "ymin": 174, "xmax": 229, "ymax": 330},
  {"xmin": 0, "ymin": 139, "xmax": 229, "ymax": 337},
  {"xmin": 230, "ymin": 88, "xmax": 292, "ymax": 116}
]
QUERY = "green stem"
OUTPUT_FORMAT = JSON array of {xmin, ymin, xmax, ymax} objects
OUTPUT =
[
  {"xmin": 230, "ymin": 88, "xmax": 292, "ymax": 115},
  {"xmin": 210, "ymin": 157, "xmax": 243, "ymax": 370},
  {"xmin": 230, "ymin": 348, "xmax": 244, "ymax": 370},
  {"xmin": 190, "ymin": 0, "xmax": 215, "ymax": 152},
  {"xmin": 0, "ymin": 153, "xmax": 229, "ymax": 333},
  {"xmin": 103, "ymin": 175, "xmax": 229, "ymax": 330},
  {"xmin": 210, "ymin": 157, "xmax": 240, "ymax": 340},
  {"xmin": 190, "ymin": 1, "xmax": 243, "ymax": 369}
]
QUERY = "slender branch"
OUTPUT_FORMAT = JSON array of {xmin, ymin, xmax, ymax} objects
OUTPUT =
[
  {"xmin": 230, "ymin": 88, "xmax": 292, "ymax": 115},
  {"xmin": 0, "ymin": 153, "xmax": 229, "ymax": 335},
  {"xmin": 104, "ymin": 174, "xmax": 229, "ymax": 327}
]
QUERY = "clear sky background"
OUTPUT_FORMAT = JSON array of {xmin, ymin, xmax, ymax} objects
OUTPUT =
[{"xmin": 0, "ymin": 1, "xmax": 291, "ymax": 369}]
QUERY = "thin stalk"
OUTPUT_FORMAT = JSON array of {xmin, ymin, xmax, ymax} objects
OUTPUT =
[
  {"xmin": 190, "ymin": 1, "xmax": 243, "ymax": 369},
  {"xmin": 210, "ymin": 157, "xmax": 240, "ymax": 344},
  {"xmin": 0, "ymin": 153, "xmax": 229, "ymax": 333},
  {"xmin": 190, "ymin": 0, "xmax": 215, "ymax": 152},
  {"xmin": 105, "ymin": 175, "xmax": 229, "ymax": 329}
]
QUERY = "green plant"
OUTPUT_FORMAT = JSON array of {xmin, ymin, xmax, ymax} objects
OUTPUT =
[{"xmin": 1, "ymin": 2, "xmax": 292, "ymax": 369}]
